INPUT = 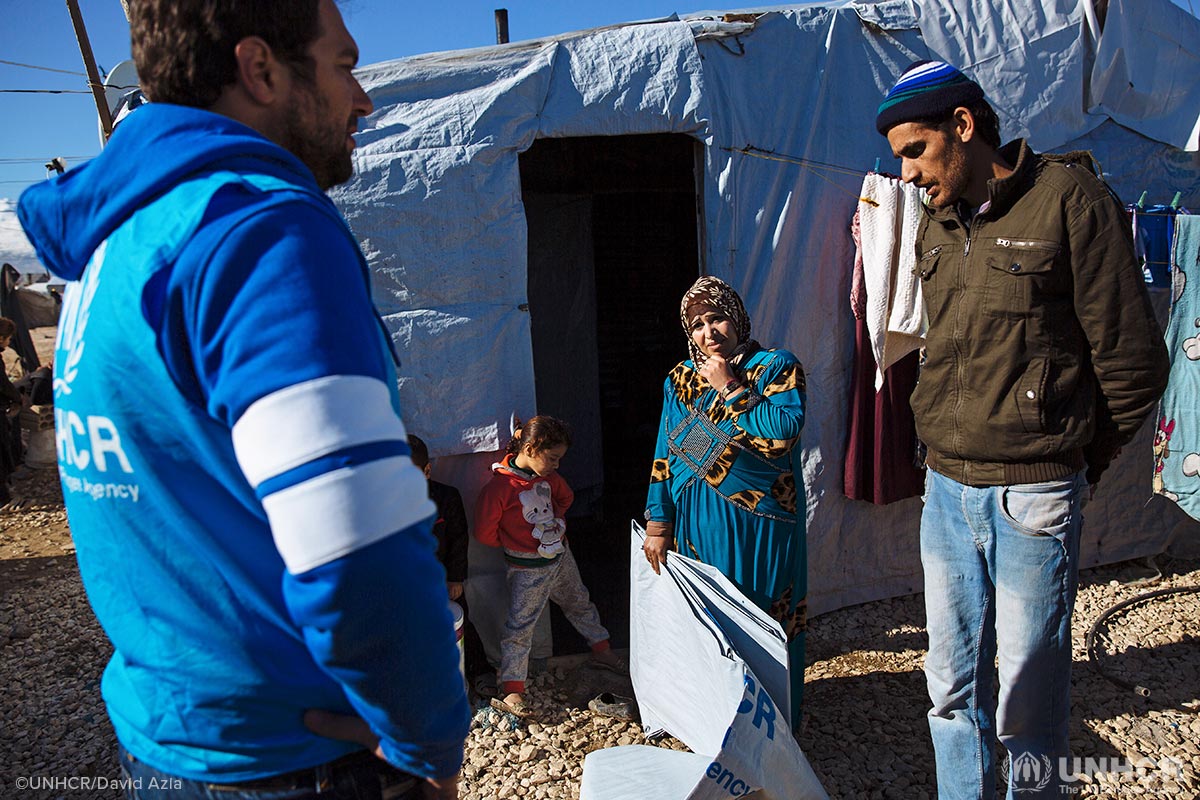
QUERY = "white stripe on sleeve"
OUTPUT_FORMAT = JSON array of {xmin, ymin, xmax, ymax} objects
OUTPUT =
[
  {"xmin": 232, "ymin": 375, "xmax": 406, "ymax": 489},
  {"xmin": 262, "ymin": 455, "xmax": 436, "ymax": 574}
]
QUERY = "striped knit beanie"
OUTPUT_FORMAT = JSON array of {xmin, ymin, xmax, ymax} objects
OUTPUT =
[{"xmin": 875, "ymin": 60, "xmax": 985, "ymax": 135}]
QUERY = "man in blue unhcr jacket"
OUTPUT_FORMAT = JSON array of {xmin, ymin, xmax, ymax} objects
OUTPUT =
[{"xmin": 18, "ymin": 1, "xmax": 468, "ymax": 798}]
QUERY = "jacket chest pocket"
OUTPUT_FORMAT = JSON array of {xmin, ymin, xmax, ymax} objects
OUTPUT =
[
  {"xmin": 982, "ymin": 238, "xmax": 1062, "ymax": 318},
  {"xmin": 915, "ymin": 244, "xmax": 950, "ymax": 325}
]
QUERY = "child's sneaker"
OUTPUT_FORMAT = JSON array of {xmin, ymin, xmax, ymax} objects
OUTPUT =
[{"xmin": 588, "ymin": 692, "xmax": 637, "ymax": 721}]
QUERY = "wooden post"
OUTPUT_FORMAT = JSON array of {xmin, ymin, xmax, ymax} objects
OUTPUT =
[
  {"xmin": 65, "ymin": 0, "xmax": 115, "ymax": 141},
  {"xmin": 495, "ymin": 9, "xmax": 509, "ymax": 44}
]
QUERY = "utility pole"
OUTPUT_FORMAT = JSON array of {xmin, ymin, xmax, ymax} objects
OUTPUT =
[{"xmin": 65, "ymin": 0, "xmax": 115, "ymax": 141}]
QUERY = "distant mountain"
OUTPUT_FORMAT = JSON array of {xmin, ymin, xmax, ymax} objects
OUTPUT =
[{"xmin": 0, "ymin": 198, "xmax": 45, "ymax": 278}]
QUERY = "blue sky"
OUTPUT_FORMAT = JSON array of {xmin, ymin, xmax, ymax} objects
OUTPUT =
[
  {"xmin": 1, "ymin": 0, "xmax": 1197, "ymax": 202},
  {"xmin": 0, "ymin": 0, "xmax": 723, "ymax": 201}
]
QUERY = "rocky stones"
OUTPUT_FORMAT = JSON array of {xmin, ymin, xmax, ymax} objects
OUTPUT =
[
  {"xmin": 1, "ymin": 472, "xmax": 1197, "ymax": 799},
  {"xmin": 799, "ymin": 555, "xmax": 1200, "ymax": 798}
]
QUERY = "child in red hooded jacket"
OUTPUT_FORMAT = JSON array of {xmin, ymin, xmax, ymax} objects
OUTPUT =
[{"xmin": 474, "ymin": 416, "xmax": 624, "ymax": 717}]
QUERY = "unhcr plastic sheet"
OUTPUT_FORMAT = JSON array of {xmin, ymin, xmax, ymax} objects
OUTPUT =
[{"xmin": 579, "ymin": 523, "xmax": 826, "ymax": 800}]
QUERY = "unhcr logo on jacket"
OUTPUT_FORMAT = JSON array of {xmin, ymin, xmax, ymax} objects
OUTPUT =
[
  {"xmin": 53, "ymin": 239, "xmax": 103, "ymax": 398},
  {"xmin": 53, "ymin": 239, "xmax": 140, "ymax": 503}
]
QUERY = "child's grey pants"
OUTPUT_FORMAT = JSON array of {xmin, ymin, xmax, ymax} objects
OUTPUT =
[{"xmin": 500, "ymin": 547, "xmax": 609, "ymax": 684}]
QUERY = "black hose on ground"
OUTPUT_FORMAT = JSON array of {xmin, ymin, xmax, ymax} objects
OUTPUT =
[{"xmin": 1085, "ymin": 584, "xmax": 1200, "ymax": 713}]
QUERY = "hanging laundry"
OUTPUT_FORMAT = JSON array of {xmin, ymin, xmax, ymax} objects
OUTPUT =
[
  {"xmin": 857, "ymin": 172, "xmax": 926, "ymax": 389},
  {"xmin": 1155, "ymin": 214, "xmax": 1200, "ymax": 520},
  {"xmin": 844, "ymin": 195, "xmax": 925, "ymax": 506},
  {"xmin": 1131, "ymin": 204, "xmax": 1183, "ymax": 288}
]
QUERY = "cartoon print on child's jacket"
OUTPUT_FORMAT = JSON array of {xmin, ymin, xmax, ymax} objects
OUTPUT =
[{"xmin": 520, "ymin": 482, "xmax": 566, "ymax": 558}]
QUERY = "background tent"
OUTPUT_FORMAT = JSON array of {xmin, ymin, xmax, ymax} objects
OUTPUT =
[
  {"xmin": 331, "ymin": 0, "xmax": 1200, "ymax": 648},
  {"xmin": 0, "ymin": 200, "xmax": 46, "ymax": 282}
]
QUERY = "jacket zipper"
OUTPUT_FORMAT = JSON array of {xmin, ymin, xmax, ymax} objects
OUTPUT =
[
  {"xmin": 950, "ymin": 228, "xmax": 972, "ymax": 461},
  {"xmin": 994, "ymin": 237, "xmax": 1057, "ymax": 251}
]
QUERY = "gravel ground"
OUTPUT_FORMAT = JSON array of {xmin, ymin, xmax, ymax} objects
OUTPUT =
[{"xmin": 1, "ymin": 470, "xmax": 1197, "ymax": 799}]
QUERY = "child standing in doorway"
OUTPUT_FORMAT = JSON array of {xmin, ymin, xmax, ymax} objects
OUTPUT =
[{"xmin": 474, "ymin": 415, "xmax": 624, "ymax": 717}]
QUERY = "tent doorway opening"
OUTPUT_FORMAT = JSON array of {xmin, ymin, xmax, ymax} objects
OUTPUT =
[{"xmin": 521, "ymin": 133, "xmax": 701, "ymax": 651}]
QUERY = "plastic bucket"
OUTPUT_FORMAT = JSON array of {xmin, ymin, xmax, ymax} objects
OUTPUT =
[{"xmin": 449, "ymin": 600, "xmax": 466, "ymax": 681}]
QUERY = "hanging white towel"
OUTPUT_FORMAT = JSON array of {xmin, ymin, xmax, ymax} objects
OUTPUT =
[
  {"xmin": 887, "ymin": 180, "xmax": 926, "ymax": 346},
  {"xmin": 858, "ymin": 173, "xmax": 927, "ymax": 389}
]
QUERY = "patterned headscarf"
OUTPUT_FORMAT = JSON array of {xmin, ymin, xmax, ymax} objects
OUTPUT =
[{"xmin": 679, "ymin": 276, "xmax": 756, "ymax": 366}]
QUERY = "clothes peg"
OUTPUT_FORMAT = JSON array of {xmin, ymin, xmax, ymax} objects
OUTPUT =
[
  {"xmin": 1137, "ymin": 190, "xmax": 1148, "ymax": 209},
  {"xmin": 873, "ymin": 157, "xmax": 881, "ymax": 173},
  {"xmin": 1171, "ymin": 192, "xmax": 1182, "ymax": 210}
]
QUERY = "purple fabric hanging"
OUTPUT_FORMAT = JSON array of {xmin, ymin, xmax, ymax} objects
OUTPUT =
[{"xmin": 843, "ymin": 205, "xmax": 926, "ymax": 505}]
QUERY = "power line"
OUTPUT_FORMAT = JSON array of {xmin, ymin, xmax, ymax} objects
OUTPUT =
[
  {"xmin": 0, "ymin": 159, "xmax": 92, "ymax": 166},
  {"xmin": 0, "ymin": 81, "xmax": 141, "ymax": 94},
  {"xmin": 0, "ymin": 58, "xmax": 87, "ymax": 77},
  {"xmin": 0, "ymin": 89, "xmax": 92, "ymax": 94}
]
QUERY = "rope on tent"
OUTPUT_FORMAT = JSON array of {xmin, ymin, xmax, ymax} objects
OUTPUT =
[{"xmin": 722, "ymin": 145, "xmax": 880, "ymax": 206}]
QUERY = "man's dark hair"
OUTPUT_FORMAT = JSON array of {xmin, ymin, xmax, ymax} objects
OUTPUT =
[
  {"xmin": 963, "ymin": 99, "xmax": 1002, "ymax": 149},
  {"xmin": 914, "ymin": 99, "xmax": 1003, "ymax": 150},
  {"xmin": 129, "ymin": 0, "xmax": 320, "ymax": 108},
  {"xmin": 407, "ymin": 434, "xmax": 430, "ymax": 470}
]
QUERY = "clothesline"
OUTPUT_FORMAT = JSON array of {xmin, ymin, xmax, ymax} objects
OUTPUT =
[{"xmin": 722, "ymin": 145, "xmax": 881, "ymax": 206}]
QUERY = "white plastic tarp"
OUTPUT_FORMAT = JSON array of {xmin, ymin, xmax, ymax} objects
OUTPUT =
[
  {"xmin": 914, "ymin": 0, "xmax": 1103, "ymax": 150},
  {"xmin": 579, "ymin": 524, "xmax": 826, "ymax": 800},
  {"xmin": 337, "ymin": 0, "xmax": 1200, "ymax": 617},
  {"xmin": 338, "ymin": 21, "xmax": 705, "ymax": 456},
  {"xmin": 1089, "ymin": 0, "xmax": 1200, "ymax": 152}
]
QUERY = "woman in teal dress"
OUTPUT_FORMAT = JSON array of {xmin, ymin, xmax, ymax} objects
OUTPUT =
[{"xmin": 643, "ymin": 275, "xmax": 808, "ymax": 726}]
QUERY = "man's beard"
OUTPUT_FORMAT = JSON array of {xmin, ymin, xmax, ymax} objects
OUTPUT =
[
  {"xmin": 281, "ymin": 84, "xmax": 355, "ymax": 191},
  {"xmin": 933, "ymin": 139, "xmax": 970, "ymax": 209}
]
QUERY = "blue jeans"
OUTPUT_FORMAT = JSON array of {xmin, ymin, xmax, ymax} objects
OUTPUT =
[
  {"xmin": 118, "ymin": 746, "xmax": 422, "ymax": 799},
  {"xmin": 920, "ymin": 469, "xmax": 1086, "ymax": 800}
]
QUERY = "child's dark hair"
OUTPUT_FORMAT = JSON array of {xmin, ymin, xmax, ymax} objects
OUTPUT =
[
  {"xmin": 506, "ymin": 415, "xmax": 571, "ymax": 456},
  {"xmin": 407, "ymin": 434, "xmax": 430, "ymax": 470}
]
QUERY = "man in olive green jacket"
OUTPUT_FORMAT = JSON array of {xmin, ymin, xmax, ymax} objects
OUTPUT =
[{"xmin": 876, "ymin": 61, "xmax": 1168, "ymax": 800}]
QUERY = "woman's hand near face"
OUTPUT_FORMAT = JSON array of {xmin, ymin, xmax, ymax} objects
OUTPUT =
[{"xmin": 698, "ymin": 354, "xmax": 736, "ymax": 390}]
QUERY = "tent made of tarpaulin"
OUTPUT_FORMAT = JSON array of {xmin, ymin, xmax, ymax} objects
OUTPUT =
[
  {"xmin": 331, "ymin": 0, "xmax": 1200, "ymax": 625},
  {"xmin": 0, "ymin": 200, "xmax": 46, "ymax": 281}
]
